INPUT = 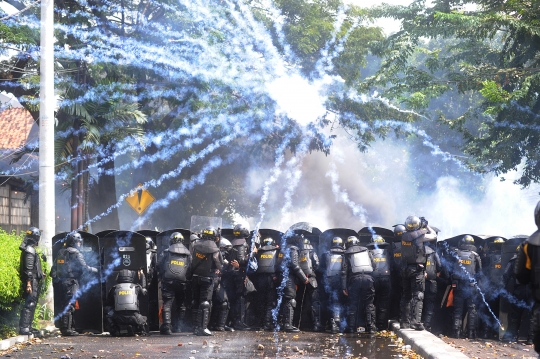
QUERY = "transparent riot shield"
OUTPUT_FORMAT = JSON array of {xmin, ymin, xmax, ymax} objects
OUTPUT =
[
  {"xmin": 136, "ymin": 229, "xmax": 159, "ymax": 331},
  {"xmin": 499, "ymin": 235, "xmax": 528, "ymax": 340},
  {"xmin": 51, "ymin": 232, "xmax": 103, "ymax": 333},
  {"xmin": 101, "ymin": 231, "xmax": 147, "ymax": 320},
  {"xmin": 190, "ymin": 215, "xmax": 222, "ymax": 236}
]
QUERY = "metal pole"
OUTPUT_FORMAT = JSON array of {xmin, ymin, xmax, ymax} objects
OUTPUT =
[{"xmin": 39, "ymin": 0, "xmax": 56, "ymax": 321}]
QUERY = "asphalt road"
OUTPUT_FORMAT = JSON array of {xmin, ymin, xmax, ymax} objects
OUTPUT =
[{"xmin": 2, "ymin": 331, "xmax": 416, "ymax": 359}]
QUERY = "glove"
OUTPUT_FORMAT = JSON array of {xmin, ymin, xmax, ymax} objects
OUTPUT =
[
  {"xmin": 141, "ymin": 288, "xmax": 148, "ymax": 296},
  {"xmin": 41, "ymin": 254, "xmax": 47, "ymax": 262}
]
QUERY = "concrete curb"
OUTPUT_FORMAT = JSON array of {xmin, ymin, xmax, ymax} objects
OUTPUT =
[
  {"xmin": 0, "ymin": 334, "xmax": 32, "ymax": 351},
  {"xmin": 390, "ymin": 321, "xmax": 469, "ymax": 359}
]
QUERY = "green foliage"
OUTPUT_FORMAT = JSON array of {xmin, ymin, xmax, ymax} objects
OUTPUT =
[
  {"xmin": 0, "ymin": 229, "xmax": 23, "ymax": 311},
  {"xmin": 0, "ymin": 324, "xmax": 16, "ymax": 340}
]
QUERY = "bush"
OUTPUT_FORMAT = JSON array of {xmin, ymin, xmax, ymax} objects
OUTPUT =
[{"xmin": 0, "ymin": 229, "xmax": 23, "ymax": 310}]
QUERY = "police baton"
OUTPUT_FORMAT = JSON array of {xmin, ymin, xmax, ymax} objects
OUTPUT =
[{"xmin": 298, "ymin": 284, "xmax": 307, "ymax": 330}]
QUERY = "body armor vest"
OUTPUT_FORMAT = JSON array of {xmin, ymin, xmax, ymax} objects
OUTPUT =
[
  {"xmin": 114, "ymin": 283, "xmax": 139, "ymax": 311},
  {"xmin": 454, "ymin": 249, "xmax": 476, "ymax": 279},
  {"xmin": 487, "ymin": 253, "xmax": 503, "ymax": 285},
  {"xmin": 21, "ymin": 246, "xmax": 43, "ymax": 280},
  {"xmin": 425, "ymin": 251, "xmax": 437, "ymax": 280},
  {"xmin": 55, "ymin": 248, "xmax": 76, "ymax": 278},
  {"xmin": 369, "ymin": 248, "xmax": 391, "ymax": 277},
  {"xmin": 325, "ymin": 249, "xmax": 344, "ymax": 278},
  {"xmin": 229, "ymin": 238, "xmax": 247, "ymax": 265},
  {"xmin": 346, "ymin": 246, "xmax": 373, "ymax": 274},
  {"xmin": 191, "ymin": 240, "xmax": 219, "ymax": 277},
  {"xmin": 392, "ymin": 242, "xmax": 402, "ymax": 268},
  {"xmin": 299, "ymin": 249, "xmax": 314, "ymax": 276},
  {"xmin": 257, "ymin": 245, "xmax": 278, "ymax": 274},
  {"xmin": 401, "ymin": 229, "xmax": 428, "ymax": 264},
  {"xmin": 163, "ymin": 244, "xmax": 190, "ymax": 281}
]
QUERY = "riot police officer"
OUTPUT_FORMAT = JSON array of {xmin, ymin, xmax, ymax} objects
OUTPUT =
[
  {"xmin": 157, "ymin": 232, "xmax": 191, "ymax": 335},
  {"xmin": 190, "ymin": 226, "xmax": 223, "ymax": 336},
  {"xmin": 18, "ymin": 227, "xmax": 44, "ymax": 336},
  {"xmin": 298, "ymin": 237, "xmax": 322, "ymax": 331},
  {"xmin": 450, "ymin": 235, "xmax": 482, "ymax": 339},
  {"xmin": 228, "ymin": 224, "xmax": 252, "ymax": 330},
  {"xmin": 282, "ymin": 234, "xmax": 309, "ymax": 333},
  {"xmin": 367, "ymin": 235, "xmax": 392, "ymax": 331},
  {"xmin": 422, "ymin": 241, "xmax": 442, "ymax": 332},
  {"xmin": 253, "ymin": 236, "xmax": 280, "ymax": 331},
  {"xmin": 210, "ymin": 237, "xmax": 234, "ymax": 332},
  {"xmin": 400, "ymin": 215, "xmax": 437, "ymax": 331},
  {"xmin": 515, "ymin": 200, "xmax": 540, "ymax": 355},
  {"xmin": 321, "ymin": 236, "xmax": 345, "ymax": 333},
  {"xmin": 342, "ymin": 236, "xmax": 376, "ymax": 334},
  {"xmin": 104, "ymin": 269, "xmax": 148, "ymax": 336},
  {"xmin": 51, "ymin": 232, "xmax": 98, "ymax": 336},
  {"xmin": 502, "ymin": 246, "xmax": 533, "ymax": 343},
  {"xmin": 481, "ymin": 237, "xmax": 505, "ymax": 338},
  {"xmin": 390, "ymin": 225, "xmax": 405, "ymax": 321}
]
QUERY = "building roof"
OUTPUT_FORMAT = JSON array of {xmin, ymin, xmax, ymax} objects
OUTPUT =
[{"xmin": 0, "ymin": 107, "xmax": 36, "ymax": 149}]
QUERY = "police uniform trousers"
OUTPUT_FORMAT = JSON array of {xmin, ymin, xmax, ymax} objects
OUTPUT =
[
  {"xmin": 530, "ymin": 301, "xmax": 540, "ymax": 353},
  {"xmin": 504, "ymin": 283, "xmax": 533, "ymax": 342},
  {"xmin": 161, "ymin": 279, "xmax": 188, "ymax": 328},
  {"xmin": 400, "ymin": 265, "xmax": 425, "ymax": 326},
  {"xmin": 19, "ymin": 278, "xmax": 40, "ymax": 331},
  {"xmin": 452, "ymin": 279, "xmax": 478, "ymax": 335},
  {"xmin": 324, "ymin": 277, "xmax": 344, "ymax": 320},
  {"xmin": 228, "ymin": 272, "xmax": 248, "ymax": 325},
  {"xmin": 373, "ymin": 275, "xmax": 392, "ymax": 329},
  {"xmin": 210, "ymin": 277, "xmax": 229, "ymax": 329},
  {"xmin": 55, "ymin": 278, "xmax": 80, "ymax": 329},
  {"xmin": 422, "ymin": 279, "xmax": 437, "ymax": 330},
  {"xmin": 253, "ymin": 273, "xmax": 277, "ymax": 328},
  {"xmin": 110, "ymin": 310, "xmax": 147, "ymax": 333},
  {"xmin": 346, "ymin": 274, "xmax": 375, "ymax": 330},
  {"xmin": 192, "ymin": 275, "xmax": 215, "ymax": 308}
]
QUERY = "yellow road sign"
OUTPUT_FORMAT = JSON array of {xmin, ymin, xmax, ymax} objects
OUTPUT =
[{"xmin": 125, "ymin": 184, "xmax": 155, "ymax": 215}]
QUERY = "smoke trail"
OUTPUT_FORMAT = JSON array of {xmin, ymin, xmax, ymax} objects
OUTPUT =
[{"xmin": 326, "ymin": 161, "xmax": 368, "ymax": 224}]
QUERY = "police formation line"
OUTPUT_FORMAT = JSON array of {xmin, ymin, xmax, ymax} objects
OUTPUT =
[{"xmin": 15, "ymin": 208, "xmax": 540, "ymax": 356}]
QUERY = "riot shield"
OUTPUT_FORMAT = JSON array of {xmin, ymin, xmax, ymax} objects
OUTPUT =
[
  {"xmin": 499, "ymin": 235, "xmax": 528, "ymax": 340},
  {"xmin": 136, "ymin": 229, "xmax": 159, "ymax": 331},
  {"xmin": 190, "ymin": 215, "xmax": 222, "ymax": 235},
  {"xmin": 101, "ymin": 231, "xmax": 148, "ymax": 321},
  {"xmin": 220, "ymin": 228, "xmax": 235, "ymax": 241},
  {"xmin": 358, "ymin": 226, "xmax": 394, "ymax": 246},
  {"xmin": 287, "ymin": 222, "xmax": 322, "ymax": 253},
  {"xmin": 156, "ymin": 228, "xmax": 193, "ymax": 331},
  {"xmin": 94, "ymin": 230, "xmax": 118, "ymax": 238},
  {"xmin": 51, "ymin": 232, "xmax": 103, "ymax": 333}
]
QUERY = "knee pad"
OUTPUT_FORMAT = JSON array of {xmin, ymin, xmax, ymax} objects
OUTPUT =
[
  {"xmin": 200, "ymin": 301, "xmax": 211, "ymax": 310},
  {"xmin": 220, "ymin": 301, "xmax": 228, "ymax": 310},
  {"xmin": 416, "ymin": 292, "xmax": 424, "ymax": 301},
  {"xmin": 26, "ymin": 300, "xmax": 36, "ymax": 309},
  {"xmin": 290, "ymin": 299, "xmax": 296, "ymax": 308}
]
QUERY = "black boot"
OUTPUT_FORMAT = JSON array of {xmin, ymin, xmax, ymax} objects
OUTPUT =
[
  {"xmin": 19, "ymin": 308, "xmax": 33, "ymax": 335},
  {"xmin": 452, "ymin": 319, "xmax": 462, "ymax": 339},
  {"xmin": 61, "ymin": 313, "xmax": 78, "ymax": 336},
  {"xmin": 196, "ymin": 302, "xmax": 213, "ymax": 336},
  {"xmin": 215, "ymin": 303, "xmax": 234, "ymax": 332},
  {"xmin": 233, "ymin": 297, "xmax": 252, "ymax": 331},
  {"xmin": 282, "ymin": 301, "xmax": 299, "ymax": 332},
  {"xmin": 399, "ymin": 299, "xmax": 410, "ymax": 329},
  {"xmin": 468, "ymin": 309, "xmax": 477, "ymax": 339},
  {"xmin": 330, "ymin": 317, "xmax": 340, "ymax": 334},
  {"xmin": 410, "ymin": 298, "xmax": 424, "ymax": 331},
  {"xmin": 366, "ymin": 306, "xmax": 377, "ymax": 335},
  {"xmin": 345, "ymin": 312, "xmax": 356, "ymax": 333},
  {"xmin": 262, "ymin": 308, "xmax": 274, "ymax": 331},
  {"xmin": 311, "ymin": 305, "xmax": 322, "ymax": 332},
  {"xmin": 160, "ymin": 310, "xmax": 172, "ymax": 335}
]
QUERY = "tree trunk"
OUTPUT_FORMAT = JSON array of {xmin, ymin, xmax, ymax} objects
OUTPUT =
[{"xmin": 88, "ymin": 145, "xmax": 120, "ymax": 232}]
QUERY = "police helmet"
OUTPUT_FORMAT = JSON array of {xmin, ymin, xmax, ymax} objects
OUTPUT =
[
  {"xmin": 372, "ymin": 235, "xmax": 385, "ymax": 243},
  {"xmin": 262, "ymin": 237, "xmax": 275, "ymax": 246},
  {"xmin": 233, "ymin": 223, "xmax": 250, "ymax": 238},
  {"xmin": 346, "ymin": 236, "xmax": 360, "ymax": 248},
  {"xmin": 332, "ymin": 236, "xmax": 343, "ymax": 248},
  {"xmin": 65, "ymin": 232, "xmax": 83, "ymax": 247},
  {"xmin": 145, "ymin": 237, "xmax": 156, "ymax": 250},
  {"xmin": 116, "ymin": 269, "xmax": 135, "ymax": 284},
  {"xmin": 201, "ymin": 226, "xmax": 219, "ymax": 241},
  {"xmin": 303, "ymin": 237, "xmax": 311, "ymax": 245},
  {"xmin": 486, "ymin": 237, "xmax": 504, "ymax": 251},
  {"xmin": 169, "ymin": 232, "xmax": 184, "ymax": 245},
  {"xmin": 459, "ymin": 235, "xmax": 476, "ymax": 251},
  {"xmin": 394, "ymin": 224, "xmax": 406, "ymax": 238},
  {"xmin": 535, "ymin": 200, "xmax": 540, "ymax": 229},
  {"xmin": 25, "ymin": 227, "xmax": 41, "ymax": 245},
  {"xmin": 405, "ymin": 216, "xmax": 421, "ymax": 231},
  {"xmin": 219, "ymin": 237, "xmax": 232, "ymax": 251}
]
